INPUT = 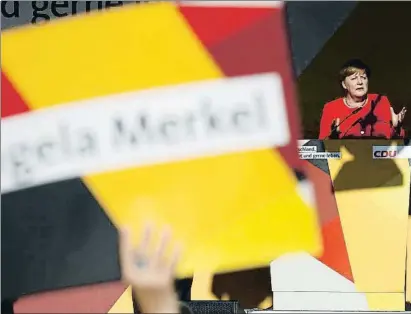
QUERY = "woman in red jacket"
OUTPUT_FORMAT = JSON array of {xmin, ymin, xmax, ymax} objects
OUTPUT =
[{"xmin": 318, "ymin": 59, "xmax": 406, "ymax": 139}]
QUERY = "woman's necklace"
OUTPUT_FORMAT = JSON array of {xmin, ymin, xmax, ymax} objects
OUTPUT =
[{"xmin": 344, "ymin": 97, "xmax": 367, "ymax": 109}]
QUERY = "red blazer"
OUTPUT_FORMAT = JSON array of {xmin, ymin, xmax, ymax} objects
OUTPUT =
[{"xmin": 319, "ymin": 94, "xmax": 403, "ymax": 139}]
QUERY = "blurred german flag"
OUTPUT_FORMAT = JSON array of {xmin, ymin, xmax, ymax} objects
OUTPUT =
[{"xmin": 2, "ymin": 1, "xmax": 321, "ymax": 311}]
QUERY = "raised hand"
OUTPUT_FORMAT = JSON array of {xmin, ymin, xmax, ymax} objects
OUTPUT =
[
  {"xmin": 398, "ymin": 107, "xmax": 407, "ymax": 124},
  {"xmin": 391, "ymin": 107, "xmax": 407, "ymax": 127},
  {"xmin": 119, "ymin": 223, "xmax": 182, "ymax": 313}
]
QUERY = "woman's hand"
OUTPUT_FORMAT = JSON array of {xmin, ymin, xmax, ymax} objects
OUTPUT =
[
  {"xmin": 119, "ymin": 223, "xmax": 182, "ymax": 313},
  {"xmin": 391, "ymin": 107, "xmax": 407, "ymax": 127},
  {"xmin": 329, "ymin": 118, "xmax": 341, "ymax": 138}
]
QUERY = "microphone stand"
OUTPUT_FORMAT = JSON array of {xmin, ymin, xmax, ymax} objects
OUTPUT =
[
  {"xmin": 339, "ymin": 94, "xmax": 384, "ymax": 138},
  {"xmin": 325, "ymin": 106, "xmax": 363, "ymax": 139}
]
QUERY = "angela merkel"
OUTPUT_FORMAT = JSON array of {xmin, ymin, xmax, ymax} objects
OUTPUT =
[{"xmin": 319, "ymin": 59, "xmax": 406, "ymax": 139}]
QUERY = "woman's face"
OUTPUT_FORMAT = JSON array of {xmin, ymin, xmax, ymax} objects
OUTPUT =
[{"xmin": 342, "ymin": 70, "xmax": 368, "ymax": 98}]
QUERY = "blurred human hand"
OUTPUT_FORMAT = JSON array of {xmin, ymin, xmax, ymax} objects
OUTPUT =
[
  {"xmin": 119, "ymin": 223, "xmax": 182, "ymax": 313},
  {"xmin": 329, "ymin": 118, "xmax": 341, "ymax": 138},
  {"xmin": 398, "ymin": 107, "xmax": 407, "ymax": 124},
  {"xmin": 391, "ymin": 107, "xmax": 407, "ymax": 127}
]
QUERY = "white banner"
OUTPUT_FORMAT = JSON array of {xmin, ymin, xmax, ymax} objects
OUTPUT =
[
  {"xmin": 373, "ymin": 145, "xmax": 411, "ymax": 159},
  {"xmin": 299, "ymin": 152, "xmax": 341, "ymax": 160},
  {"xmin": 1, "ymin": 73, "xmax": 290, "ymax": 194}
]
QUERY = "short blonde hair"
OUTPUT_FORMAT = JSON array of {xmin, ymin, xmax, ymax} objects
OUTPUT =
[{"xmin": 339, "ymin": 59, "xmax": 371, "ymax": 82}]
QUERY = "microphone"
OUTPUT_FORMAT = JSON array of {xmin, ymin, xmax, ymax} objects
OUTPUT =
[{"xmin": 325, "ymin": 106, "xmax": 363, "ymax": 139}]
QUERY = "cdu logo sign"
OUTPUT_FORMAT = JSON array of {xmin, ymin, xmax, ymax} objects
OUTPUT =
[{"xmin": 372, "ymin": 146, "xmax": 399, "ymax": 159}]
